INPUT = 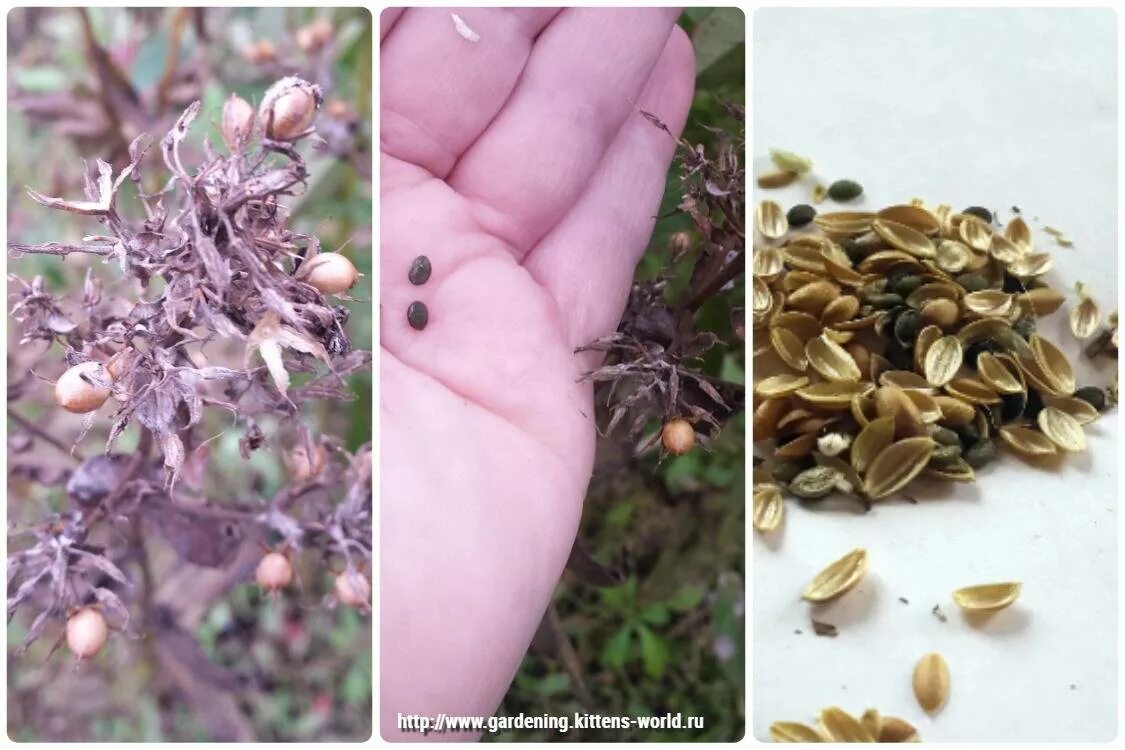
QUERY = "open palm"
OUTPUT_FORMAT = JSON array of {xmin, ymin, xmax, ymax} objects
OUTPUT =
[{"xmin": 379, "ymin": 8, "xmax": 694, "ymax": 737}]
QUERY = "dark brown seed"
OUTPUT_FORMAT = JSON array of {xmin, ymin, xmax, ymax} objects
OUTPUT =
[
  {"xmin": 828, "ymin": 179, "xmax": 863, "ymax": 201},
  {"xmin": 1075, "ymin": 385, "xmax": 1107, "ymax": 412},
  {"xmin": 963, "ymin": 206, "xmax": 993, "ymax": 224},
  {"xmin": 787, "ymin": 204, "xmax": 817, "ymax": 227},
  {"xmin": 408, "ymin": 255, "xmax": 432, "ymax": 285},
  {"xmin": 407, "ymin": 301, "xmax": 428, "ymax": 330}
]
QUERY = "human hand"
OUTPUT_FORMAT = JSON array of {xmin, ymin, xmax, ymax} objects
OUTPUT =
[{"xmin": 379, "ymin": 7, "xmax": 694, "ymax": 738}]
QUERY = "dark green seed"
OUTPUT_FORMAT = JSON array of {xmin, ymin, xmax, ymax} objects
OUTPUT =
[
  {"xmin": 965, "ymin": 340, "xmax": 1002, "ymax": 368},
  {"xmin": 1024, "ymin": 277, "xmax": 1047, "ymax": 290},
  {"xmin": 963, "ymin": 439, "xmax": 997, "ymax": 468},
  {"xmin": 962, "ymin": 206, "xmax": 993, "ymax": 224},
  {"xmin": 407, "ymin": 301, "xmax": 429, "ymax": 330},
  {"xmin": 864, "ymin": 292, "xmax": 904, "ymax": 309},
  {"xmin": 893, "ymin": 309, "xmax": 922, "ymax": 347},
  {"xmin": 841, "ymin": 238, "xmax": 866, "ymax": 263},
  {"xmin": 1023, "ymin": 389, "xmax": 1044, "ymax": 420},
  {"xmin": 1012, "ymin": 317, "xmax": 1036, "ymax": 341},
  {"xmin": 828, "ymin": 179, "xmax": 864, "ymax": 202},
  {"xmin": 891, "ymin": 274, "xmax": 925, "ymax": 298},
  {"xmin": 787, "ymin": 204, "xmax": 817, "ymax": 227},
  {"xmin": 932, "ymin": 428, "xmax": 961, "ymax": 448},
  {"xmin": 1075, "ymin": 385, "xmax": 1107, "ymax": 412},
  {"xmin": 885, "ymin": 341, "xmax": 914, "ymax": 371},
  {"xmin": 772, "ymin": 459, "xmax": 807, "ymax": 484},
  {"xmin": 955, "ymin": 273, "xmax": 990, "ymax": 293},
  {"xmin": 408, "ymin": 255, "xmax": 432, "ymax": 285},
  {"xmin": 955, "ymin": 423, "xmax": 981, "ymax": 446},
  {"xmin": 1002, "ymin": 274, "xmax": 1026, "ymax": 293},
  {"xmin": 929, "ymin": 444, "xmax": 963, "ymax": 468}
]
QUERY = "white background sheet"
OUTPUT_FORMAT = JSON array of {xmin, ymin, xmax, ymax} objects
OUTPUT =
[{"xmin": 751, "ymin": 7, "xmax": 1118, "ymax": 741}]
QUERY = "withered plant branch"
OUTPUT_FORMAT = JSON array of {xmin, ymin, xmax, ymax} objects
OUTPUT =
[
  {"xmin": 546, "ymin": 602, "xmax": 596, "ymax": 709},
  {"xmin": 8, "ymin": 242, "xmax": 116, "ymax": 258},
  {"xmin": 680, "ymin": 249, "xmax": 745, "ymax": 313},
  {"xmin": 155, "ymin": 8, "xmax": 191, "ymax": 115},
  {"xmin": 7, "ymin": 409, "xmax": 83, "ymax": 462}
]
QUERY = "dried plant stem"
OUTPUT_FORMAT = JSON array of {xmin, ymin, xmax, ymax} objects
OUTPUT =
[{"xmin": 7, "ymin": 409, "xmax": 83, "ymax": 462}]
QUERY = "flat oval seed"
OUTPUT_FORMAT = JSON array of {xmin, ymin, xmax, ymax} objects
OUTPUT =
[
  {"xmin": 913, "ymin": 652, "xmax": 951, "ymax": 713},
  {"xmin": 408, "ymin": 255, "xmax": 432, "ymax": 285},
  {"xmin": 952, "ymin": 582, "xmax": 1021, "ymax": 612},
  {"xmin": 407, "ymin": 301, "xmax": 429, "ymax": 330},
  {"xmin": 827, "ymin": 179, "xmax": 864, "ymax": 202},
  {"xmin": 801, "ymin": 548, "xmax": 867, "ymax": 602}
]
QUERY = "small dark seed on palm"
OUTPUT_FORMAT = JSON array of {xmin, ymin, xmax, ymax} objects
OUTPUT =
[
  {"xmin": 407, "ymin": 301, "xmax": 428, "ymax": 330},
  {"xmin": 408, "ymin": 255, "xmax": 431, "ymax": 285}
]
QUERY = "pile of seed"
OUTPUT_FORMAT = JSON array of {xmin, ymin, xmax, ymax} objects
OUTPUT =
[
  {"xmin": 751, "ymin": 196, "xmax": 1114, "ymax": 524},
  {"xmin": 771, "ymin": 706, "xmax": 919, "ymax": 743}
]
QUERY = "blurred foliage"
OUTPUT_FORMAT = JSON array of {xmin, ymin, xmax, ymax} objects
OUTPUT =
[
  {"xmin": 489, "ymin": 9, "xmax": 745, "ymax": 742},
  {"xmin": 7, "ymin": 7, "xmax": 371, "ymax": 742}
]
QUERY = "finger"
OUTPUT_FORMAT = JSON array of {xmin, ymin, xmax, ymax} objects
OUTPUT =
[
  {"xmin": 380, "ymin": 8, "xmax": 404, "ymax": 40},
  {"xmin": 524, "ymin": 25, "xmax": 695, "ymax": 352},
  {"xmin": 380, "ymin": 8, "xmax": 561, "ymax": 177},
  {"xmin": 447, "ymin": 8, "xmax": 682, "ymax": 255}
]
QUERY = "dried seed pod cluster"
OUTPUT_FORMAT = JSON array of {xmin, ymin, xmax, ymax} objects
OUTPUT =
[{"xmin": 752, "ymin": 195, "xmax": 1112, "ymax": 512}]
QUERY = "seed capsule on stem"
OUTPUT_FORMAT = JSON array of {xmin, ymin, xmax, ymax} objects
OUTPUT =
[
  {"xmin": 334, "ymin": 570, "xmax": 370, "ymax": 608},
  {"xmin": 661, "ymin": 418, "xmax": 695, "ymax": 455},
  {"xmin": 259, "ymin": 77, "xmax": 322, "ymax": 141},
  {"xmin": 221, "ymin": 93, "xmax": 256, "ymax": 152},
  {"xmin": 66, "ymin": 608, "xmax": 108, "ymax": 661},
  {"xmin": 301, "ymin": 252, "xmax": 359, "ymax": 295},
  {"xmin": 256, "ymin": 551, "xmax": 294, "ymax": 592},
  {"xmin": 55, "ymin": 361, "xmax": 112, "ymax": 413}
]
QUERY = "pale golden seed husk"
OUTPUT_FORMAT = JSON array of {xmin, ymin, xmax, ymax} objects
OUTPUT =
[
  {"xmin": 755, "ymin": 200, "xmax": 788, "ymax": 240},
  {"xmin": 814, "ymin": 211, "xmax": 875, "ymax": 237},
  {"xmin": 1005, "ymin": 216, "xmax": 1032, "ymax": 250},
  {"xmin": 787, "ymin": 280, "xmax": 841, "ymax": 316},
  {"xmin": 1017, "ymin": 287, "xmax": 1066, "ymax": 317},
  {"xmin": 775, "ymin": 408, "xmax": 816, "ymax": 433},
  {"xmin": 812, "ymin": 184, "xmax": 828, "ymax": 203},
  {"xmin": 906, "ymin": 281, "xmax": 961, "ymax": 309},
  {"xmin": 797, "ymin": 381, "xmax": 872, "ymax": 408},
  {"xmin": 878, "ymin": 370, "xmax": 934, "ymax": 391},
  {"xmin": 877, "ymin": 204, "xmax": 941, "ymax": 235},
  {"xmin": 754, "ymin": 374, "xmax": 810, "ymax": 399},
  {"xmin": 934, "ymin": 395, "xmax": 976, "ymax": 426},
  {"xmin": 802, "ymin": 549, "xmax": 868, "ymax": 602},
  {"xmin": 818, "ymin": 706, "xmax": 874, "ymax": 742},
  {"xmin": 1037, "ymin": 406, "xmax": 1086, "ymax": 452},
  {"xmin": 958, "ymin": 215, "xmax": 992, "ymax": 251},
  {"xmin": 752, "ymin": 484, "xmax": 784, "ymax": 532},
  {"xmin": 923, "ymin": 458, "xmax": 976, "ymax": 482},
  {"xmin": 913, "ymin": 652, "xmax": 950, "ymax": 713},
  {"xmin": 781, "ymin": 269, "xmax": 828, "ymax": 293},
  {"xmin": 821, "ymin": 328, "xmax": 854, "ymax": 345},
  {"xmin": 806, "ymin": 334, "xmax": 862, "ymax": 382},
  {"xmin": 1008, "ymin": 252, "xmax": 1053, "ymax": 279},
  {"xmin": 952, "ymin": 582, "xmax": 1022, "ymax": 612},
  {"xmin": 752, "ymin": 397, "xmax": 791, "ymax": 442},
  {"xmin": 1028, "ymin": 335, "xmax": 1076, "ymax": 395},
  {"xmin": 864, "ymin": 437, "xmax": 935, "ymax": 499},
  {"xmin": 850, "ymin": 390, "xmax": 877, "ymax": 426},
  {"xmin": 976, "ymin": 352, "xmax": 1025, "ymax": 394},
  {"xmin": 771, "ymin": 327, "xmax": 810, "ymax": 371},
  {"xmin": 999, "ymin": 425, "xmax": 1058, "ymax": 456},
  {"xmin": 920, "ymin": 297, "xmax": 961, "ymax": 329},
  {"xmin": 771, "ymin": 311, "xmax": 823, "ymax": 343},
  {"xmin": 783, "ymin": 238, "xmax": 833, "ymax": 273},
  {"xmin": 914, "ymin": 324, "xmax": 944, "ymax": 371},
  {"xmin": 769, "ymin": 721, "xmax": 823, "ymax": 742},
  {"xmin": 903, "ymin": 389, "xmax": 943, "ymax": 424},
  {"xmin": 833, "ymin": 310, "xmax": 881, "ymax": 331},
  {"xmin": 757, "ymin": 169, "xmax": 799, "ymax": 189},
  {"xmin": 1070, "ymin": 295, "xmax": 1101, "ymax": 339},
  {"xmin": 752, "ymin": 247, "xmax": 785, "ymax": 277},
  {"xmin": 857, "ymin": 250, "xmax": 925, "ymax": 275},
  {"xmin": 945, "ymin": 377, "xmax": 1002, "ymax": 404},
  {"xmin": 821, "ymin": 294, "xmax": 861, "ymax": 326},
  {"xmin": 956, "ymin": 317, "xmax": 1017, "ymax": 347},
  {"xmin": 963, "ymin": 289, "xmax": 1015, "ymax": 317},
  {"xmin": 752, "ymin": 277, "xmax": 773, "ymax": 320},
  {"xmin": 935, "ymin": 239, "xmax": 969, "ymax": 272},
  {"xmin": 769, "ymin": 148, "xmax": 813, "ymax": 174},
  {"xmin": 859, "ymin": 708, "xmax": 882, "ymax": 741},
  {"xmin": 1043, "ymin": 395, "xmax": 1099, "ymax": 425},
  {"xmin": 874, "ymin": 385, "xmax": 926, "ymax": 438},
  {"xmin": 879, "ymin": 716, "xmax": 919, "ymax": 742},
  {"xmin": 923, "ymin": 336, "xmax": 963, "ymax": 387},
  {"xmin": 872, "ymin": 218, "xmax": 937, "ymax": 259},
  {"xmin": 775, "ymin": 431, "xmax": 818, "ymax": 459},
  {"xmin": 989, "ymin": 233, "xmax": 1025, "ymax": 264}
]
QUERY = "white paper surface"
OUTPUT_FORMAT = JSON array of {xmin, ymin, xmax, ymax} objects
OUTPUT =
[{"xmin": 751, "ymin": 7, "xmax": 1118, "ymax": 742}]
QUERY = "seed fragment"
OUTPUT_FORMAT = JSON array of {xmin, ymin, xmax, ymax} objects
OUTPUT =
[
  {"xmin": 757, "ymin": 169, "xmax": 799, "ymax": 189},
  {"xmin": 806, "ymin": 334, "xmax": 862, "ymax": 382},
  {"xmin": 789, "ymin": 466, "xmax": 843, "ymax": 500},
  {"xmin": 999, "ymin": 425, "xmax": 1057, "ymax": 457},
  {"xmin": 878, "ymin": 716, "xmax": 919, "ymax": 742},
  {"xmin": 753, "ymin": 484, "xmax": 784, "ymax": 532},
  {"xmin": 769, "ymin": 721, "xmax": 823, "ymax": 742},
  {"xmin": 1069, "ymin": 288, "xmax": 1101, "ymax": 339},
  {"xmin": 801, "ymin": 548, "xmax": 867, "ymax": 602},
  {"xmin": 1037, "ymin": 406, "xmax": 1086, "ymax": 452},
  {"xmin": 912, "ymin": 652, "xmax": 950, "ymax": 713},
  {"xmin": 952, "ymin": 582, "xmax": 1021, "ymax": 611},
  {"xmin": 923, "ymin": 336, "xmax": 963, "ymax": 387},
  {"xmin": 818, "ymin": 706, "xmax": 873, "ymax": 742},
  {"xmin": 769, "ymin": 148, "xmax": 814, "ymax": 175}
]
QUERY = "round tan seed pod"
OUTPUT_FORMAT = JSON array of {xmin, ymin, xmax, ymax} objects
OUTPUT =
[
  {"xmin": 66, "ymin": 607, "xmax": 109, "ymax": 660},
  {"xmin": 259, "ymin": 77, "xmax": 322, "ymax": 141},
  {"xmin": 256, "ymin": 552, "xmax": 294, "ymax": 591},
  {"xmin": 669, "ymin": 230, "xmax": 693, "ymax": 257},
  {"xmin": 334, "ymin": 570, "xmax": 371, "ymax": 608},
  {"xmin": 661, "ymin": 418, "xmax": 695, "ymax": 455},
  {"xmin": 55, "ymin": 361, "xmax": 113, "ymax": 414},
  {"xmin": 287, "ymin": 443, "xmax": 327, "ymax": 481},
  {"xmin": 302, "ymin": 252, "xmax": 359, "ymax": 295},
  {"xmin": 221, "ymin": 93, "xmax": 256, "ymax": 152},
  {"xmin": 244, "ymin": 40, "xmax": 277, "ymax": 64}
]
